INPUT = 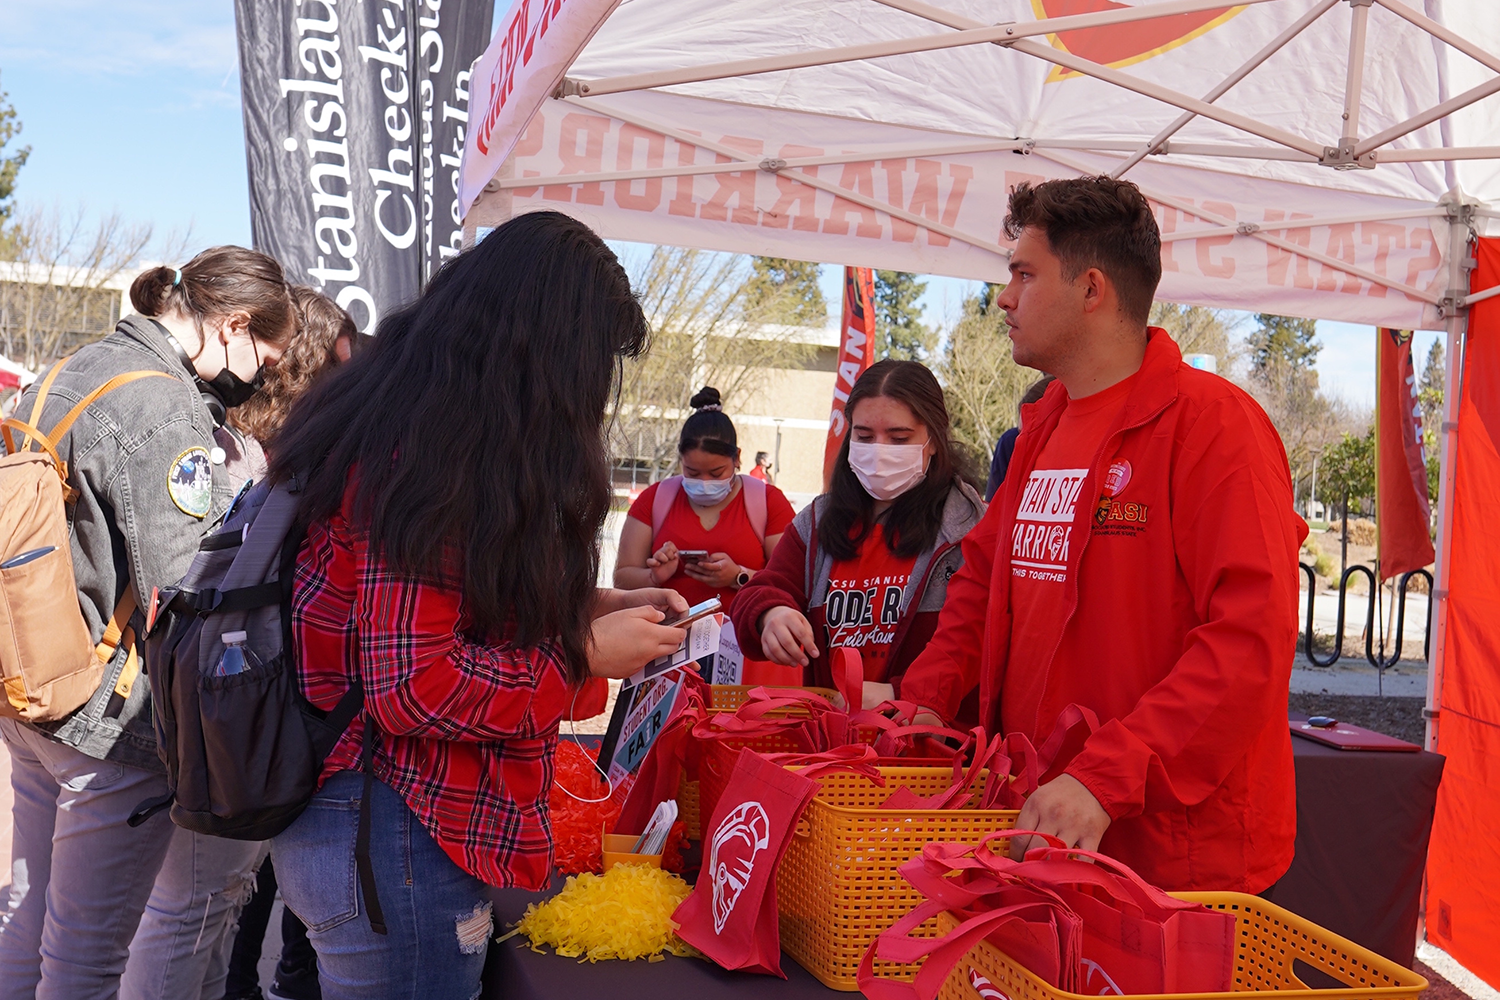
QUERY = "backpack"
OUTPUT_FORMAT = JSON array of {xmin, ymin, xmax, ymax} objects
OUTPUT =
[
  {"xmin": 650, "ymin": 474, "xmax": 768, "ymax": 546},
  {"xmin": 129, "ymin": 477, "xmax": 387, "ymax": 933},
  {"xmin": 1, "ymin": 358, "xmax": 173, "ymax": 722}
]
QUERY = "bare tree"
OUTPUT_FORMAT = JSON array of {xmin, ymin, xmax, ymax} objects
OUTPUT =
[
  {"xmin": 609, "ymin": 245, "xmax": 818, "ymax": 482},
  {"xmin": 933, "ymin": 288, "xmax": 1042, "ymax": 476},
  {"xmin": 1, "ymin": 205, "xmax": 190, "ymax": 371},
  {"xmin": 1149, "ymin": 302, "xmax": 1240, "ymax": 366}
]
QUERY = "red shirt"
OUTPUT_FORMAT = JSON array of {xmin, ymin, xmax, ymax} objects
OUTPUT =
[
  {"xmin": 1008, "ymin": 374, "xmax": 1135, "ymax": 683},
  {"xmin": 292, "ymin": 491, "xmax": 573, "ymax": 889},
  {"xmin": 824, "ymin": 524, "xmax": 919, "ymax": 681},
  {"xmin": 627, "ymin": 479, "xmax": 794, "ymax": 608}
]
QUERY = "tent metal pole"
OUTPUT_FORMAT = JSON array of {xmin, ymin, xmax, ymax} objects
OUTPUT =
[
  {"xmin": 564, "ymin": 96, "xmax": 1016, "ymax": 262},
  {"xmin": 1339, "ymin": 0, "xmax": 1372, "ymax": 150},
  {"xmin": 1378, "ymin": 146, "xmax": 1500, "ymax": 162},
  {"xmin": 564, "ymin": 0, "xmax": 1287, "ymax": 99},
  {"xmin": 1112, "ymin": 0, "xmax": 1338, "ymax": 178},
  {"xmin": 1465, "ymin": 283, "xmax": 1500, "ymax": 308},
  {"xmin": 1037, "ymin": 147, "xmax": 1443, "ymax": 303},
  {"xmin": 1355, "ymin": 76, "xmax": 1500, "ymax": 158},
  {"xmin": 1372, "ymin": 0, "xmax": 1500, "ymax": 75},
  {"xmin": 1425, "ymin": 205, "xmax": 1475, "ymax": 752},
  {"xmin": 1005, "ymin": 38, "xmax": 1327, "ymax": 158},
  {"xmin": 1157, "ymin": 206, "xmax": 1445, "ymax": 242}
]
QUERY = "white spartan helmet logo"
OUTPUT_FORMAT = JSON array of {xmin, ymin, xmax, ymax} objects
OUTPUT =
[{"xmin": 709, "ymin": 801, "xmax": 772, "ymax": 933}]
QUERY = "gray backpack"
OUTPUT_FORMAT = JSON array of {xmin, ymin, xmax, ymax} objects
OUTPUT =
[{"xmin": 130, "ymin": 477, "xmax": 386, "ymax": 933}]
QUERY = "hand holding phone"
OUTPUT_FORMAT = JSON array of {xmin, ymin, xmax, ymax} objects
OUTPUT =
[{"xmin": 662, "ymin": 597, "xmax": 721, "ymax": 629}]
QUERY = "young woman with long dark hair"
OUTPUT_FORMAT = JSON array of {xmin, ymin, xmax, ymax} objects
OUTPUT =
[
  {"xmin": 730, "ymin": 360, "xmax": 984, "ymax": 714},
  {"xmin": 265, "ymin": 211, "xmax": 688, "ymax": 998},
  {"xmin": 614, "ymin": 386, "xmax": 795, "ymax": 610}
]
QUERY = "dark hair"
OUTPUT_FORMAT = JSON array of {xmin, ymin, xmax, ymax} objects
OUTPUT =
[
  {"xmin": 230, "ymin": 286, "xmax": 352, "ymax": 443},
  {"xmin": 754, "ymin": 451, "xmax": 770, "ymax": 464},
  {"xmin": 270, "ymin": 211, "xmax": 649, "ymax": 683},
  {"xmin": 679, "ymin": 386, "xmax": 737, "ymax": 458},
  {"xmin": 818, "ymin": 360, "xmax": 966, "ymax": 561},
  {"xmin": 1003, "ymin": 177, "xmax": 1162, "ymax": 326},
  {"xmin": 1020, "ymin": 374, "xmax": 1055, "ymax": 410},
  {"xmin": 130, "ymin": 245, "xmax": 296, "ymax": 350}
]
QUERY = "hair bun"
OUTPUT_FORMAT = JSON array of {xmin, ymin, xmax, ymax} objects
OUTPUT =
[
  {"xmin": 129, "ymin": 265, "xmax": 179, "ymax": 317},
  {"xmin": 690, "ymin": 386, "xmax": 722, "ymax": 411}
]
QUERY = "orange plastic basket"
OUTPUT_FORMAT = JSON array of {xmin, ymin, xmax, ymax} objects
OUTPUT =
[
  {"xmin": 776, "ymin": 765, "xmax": 1019, "ymax": 991},
  {"xmin": 933, "ymin": 893, "xmax": 1427, "ymax": 1000}
]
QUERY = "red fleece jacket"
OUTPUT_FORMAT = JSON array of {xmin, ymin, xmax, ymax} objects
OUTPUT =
[{"xmin": 900, "ymin": 329, "xmax": 1307, "ymax": 893}]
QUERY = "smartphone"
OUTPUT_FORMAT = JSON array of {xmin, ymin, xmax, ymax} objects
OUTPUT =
[
  {"xmin": 1, "ymin": 546, "xmax": 55, "ymax": 570},
  {"xmin": 662, "ymin": 597, "xmax": 721, "ymax": 629},
  {"xmin": 676, "ymin": 549, "xmax": 709, "ymax": 563}
]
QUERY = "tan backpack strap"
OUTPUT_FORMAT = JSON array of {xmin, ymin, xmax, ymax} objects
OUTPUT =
[
  {"xmin": 20, "ymin": 356, "xmax": 72, "ymax": 452},
  {"xmin": 3, "ymin": 418, "xmax": 64, "ymax": 470},
  {"xmin": 97, "ymin": 591, "xmax": 140, "ymax": 700},
  {"xmin": 43, "ymin": 371, "xmax": 177, "ymax": 451}
]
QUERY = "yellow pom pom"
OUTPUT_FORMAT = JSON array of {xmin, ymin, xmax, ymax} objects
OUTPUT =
[{"xmin": 512, "ymin": 864, "xmax": 701, "ymax": 963}]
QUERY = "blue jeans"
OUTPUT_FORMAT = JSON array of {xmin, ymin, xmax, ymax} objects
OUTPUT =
[
  {"xmin": 0, "ymin": 717, "xmax": 174, "ymax": 1000},
  {"xmin": 271, "ymin": 771, "xmax": 493, "ymax": 1000}
]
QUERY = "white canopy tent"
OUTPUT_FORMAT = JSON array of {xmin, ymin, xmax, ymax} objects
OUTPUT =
[{"xmin": 458, "ymin": 0, "xmax": 1500, "ymax": 752}]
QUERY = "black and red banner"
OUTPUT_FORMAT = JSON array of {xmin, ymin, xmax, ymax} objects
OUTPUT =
[{"xmin": 235, "ymin": 0, "xmax": 492, "ymax": 331}]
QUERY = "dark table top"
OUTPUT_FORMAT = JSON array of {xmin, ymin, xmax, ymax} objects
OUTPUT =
[{"xmin": 484, "ymin": 725, "xmax": 1444, "ymax": 998}]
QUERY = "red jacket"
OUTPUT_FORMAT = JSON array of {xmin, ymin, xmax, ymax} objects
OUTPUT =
[
  {"xmin": 900, "ymin": 330, "xmax": 1307, "ymax": 893},
  {"xmin": 732, "ymin": 482, "xmax": 984, "ymax": 707}
]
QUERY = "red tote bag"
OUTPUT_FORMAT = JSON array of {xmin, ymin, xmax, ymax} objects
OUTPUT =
[
  {"xmin": 671, "ymin": 749, "xmax": 822, "ymax": 977},
  {"xmin": 986, "ymin": 847, "xmax": 1236, "ymax": 995}
]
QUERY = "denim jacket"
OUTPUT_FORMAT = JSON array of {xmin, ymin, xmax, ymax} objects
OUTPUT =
[{"xmin": 13, "ymin": 316, "xmax": 232, "ymax": 771}]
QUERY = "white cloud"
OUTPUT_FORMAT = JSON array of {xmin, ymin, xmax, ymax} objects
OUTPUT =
[{"xmin": 0, "ymin": 1, "xmax": 236, "ymax": 80}]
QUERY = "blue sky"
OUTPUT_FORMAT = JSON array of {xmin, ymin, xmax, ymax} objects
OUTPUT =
[{"xmin": 0, "ymin": 0, "xmax": 1413, "ymax": 409}]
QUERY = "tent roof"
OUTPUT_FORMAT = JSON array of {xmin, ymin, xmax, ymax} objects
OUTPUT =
[{"xmin": 461, "ymin": 0, "xmax": 1500, "ymax": 329}]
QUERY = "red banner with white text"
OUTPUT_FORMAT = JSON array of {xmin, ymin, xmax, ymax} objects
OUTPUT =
[
  {"xmin": 1376, "ymin": 328, "xmax": 1434, "ymax": 580},
  {"xmin": 823, "ymin": 267, "xmax": 877, "ymax": 491}
]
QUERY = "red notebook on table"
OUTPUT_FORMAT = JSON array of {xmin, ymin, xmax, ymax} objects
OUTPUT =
[{"xmin": 1289, "ymin": 714, "xmax": 1421, "ymax": 752}]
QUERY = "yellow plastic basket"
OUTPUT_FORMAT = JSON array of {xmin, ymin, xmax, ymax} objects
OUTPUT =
[
  {"xmin": 777, "ymin": 766, "xmax": 1019, "ymax": 991},
  {"xmin": 933, "ymin": 894, "xmax": 1426, "ymax": 1000},
  {"xmin": 676, "ymin": 685, "xmax": 839, "ymax": 840}
]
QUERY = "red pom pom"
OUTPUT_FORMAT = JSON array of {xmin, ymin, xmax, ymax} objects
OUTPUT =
[
  {"xmin": 660, "ymin": 819, "xmax": 690, "ymax": 873},
  {"xmin": 550, "ymin": 741, "xmax": 621, "ymax": 875}
]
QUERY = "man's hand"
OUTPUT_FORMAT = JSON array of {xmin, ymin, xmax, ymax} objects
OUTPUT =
[
  {"xmin": 759, "ymin": 606, "xmax": 819, "ymax": 666},
  {"xmin": 1012, "ymin": 773, "xmax": 1111, "ymax": 858},
  {"xmin": 587, "ymin": 606, "xmax": 687, "ymax": 679},
  {"xmin": 646, "ymin": 542, "xmax": 681, "ymax": 585},
  {"xmin": 683, "ymin": 551, "xmax": 740, "ymax": 588},
  {"xmin": 594, "ymin": 587, "xmax": 689, "ymax": 619}
]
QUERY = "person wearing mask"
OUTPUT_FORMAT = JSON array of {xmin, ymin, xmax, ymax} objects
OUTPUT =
[
  {"xmin": 614, "ymin": 387, "xmax": 795, "ymax": 611},
  {"xmin": 900, "ymin": 177, "xmax": 1304, "ymax": 893},
  {"xmin": 0, "ymin": 247, "xmax": 295, "ymax": 999},
  {"xmin": 264, "ymin": 211, "xmax": 688, "ymax": 997},
  {"xmin": 748, "ymin": 450, "xmax": 774, "ymax": 483},
  {"xmin": 985, "ymin": 375, "xmax": 1055, "ymax": 501},
  {"xmin": 730, "ymin": 361, "xmax": 984, "ymax": 711},
  {"xmin": 121, "ymin": 287, "xmax": 357, "ymax": 1000}
]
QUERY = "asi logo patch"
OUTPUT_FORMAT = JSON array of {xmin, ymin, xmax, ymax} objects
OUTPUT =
[{"xmin": 168, "ymin": 447, "xmax": 214, "ymax": 518}]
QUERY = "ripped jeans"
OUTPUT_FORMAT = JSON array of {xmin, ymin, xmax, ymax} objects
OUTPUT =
[
  {"xmin": 271, "ymin": 771, "xmax": 492, "ymax": 1000},
  {"xmin": 119, "ymin": 829, "xmax": 267, "ymax": 1000}
]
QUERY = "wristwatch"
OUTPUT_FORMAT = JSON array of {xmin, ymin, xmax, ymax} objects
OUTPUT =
[{"xmin": 734, "ymin": 567, "xmax": 752, "ymax": 589}]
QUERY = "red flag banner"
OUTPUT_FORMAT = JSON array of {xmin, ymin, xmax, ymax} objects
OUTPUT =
[
  {"xmin": 822, "ymin": 267, "xmax": 878, "ymax": 491},
  {"xmin": 1376, "ymin": 328, "xmax": 1435, "ymax": 580}
]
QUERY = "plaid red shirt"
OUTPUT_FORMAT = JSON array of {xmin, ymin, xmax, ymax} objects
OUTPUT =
[{"xmin": 291, "ymin": 498, "xmax": 573, "ymax": 889}]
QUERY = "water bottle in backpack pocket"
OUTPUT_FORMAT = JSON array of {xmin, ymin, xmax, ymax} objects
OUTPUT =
[{"xmin": 213, "ymin": 631, "xmax": 261, "ymax": 676}]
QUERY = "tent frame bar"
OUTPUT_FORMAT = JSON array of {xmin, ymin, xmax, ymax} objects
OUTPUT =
[
  {"xmin": 1157, "ymin": 206, "xmax": 1447, "ymax": 243},
  {"xmin": 565, "ymin": 96, "xmax": 1018, "ymax": 262},
  {"xmin": 1038, "ymin": 147, "xmax": 1443, "ymax": 304},
  {"xmin": 1111, "ymin": 0, "xmax": 1339, "ymax": 178},
  {"xmin": 1425, "ymin": 202, "xmax": 1477, "ymax": 752},
  {"xmin": 562, "ymin": 0, "xmax": 1285, "ymax": 100},
  {"xmin": 1338, "ymin": 0, "xmax": 1373, "ymax": 154}
]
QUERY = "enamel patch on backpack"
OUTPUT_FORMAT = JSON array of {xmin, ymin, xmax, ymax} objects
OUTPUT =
[{"xmin": 168, "ymin": 447, "xmax": 214, "ymax": 518}]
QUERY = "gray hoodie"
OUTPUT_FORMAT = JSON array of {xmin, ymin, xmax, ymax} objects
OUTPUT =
[{"xmin": 14, "ymin": 316, "xmax": 232, "ymax": 770}]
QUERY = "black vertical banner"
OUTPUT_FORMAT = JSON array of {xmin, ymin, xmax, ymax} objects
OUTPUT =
[
  {"xmin": 235, "ymin": 0, "xmax": 492, "ymax": 332},
  {"xmin": 417, "ymin": 1, "xmax": 493, "ymax": 282}
]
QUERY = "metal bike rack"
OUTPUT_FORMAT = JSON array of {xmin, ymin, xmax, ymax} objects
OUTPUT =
[{"xmin": 1299, "ymin": 563, "xmax": 1435, "ymax": 693}]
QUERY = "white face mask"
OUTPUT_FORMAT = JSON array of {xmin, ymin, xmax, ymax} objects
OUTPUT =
[
  {"xmin": 848, "ymin": 442, "xmax": 928, "ymax": 501},
  {"xmin": 682, "ymin": 475, "xmax": 735, "ymax": 505}
]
